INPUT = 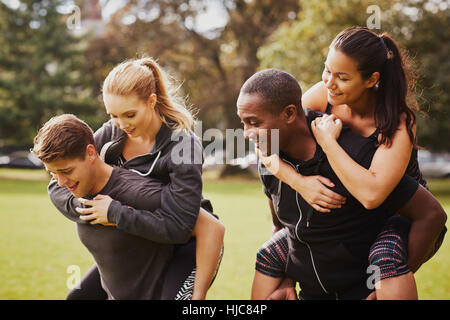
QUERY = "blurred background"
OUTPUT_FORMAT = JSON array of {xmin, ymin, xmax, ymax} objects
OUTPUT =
[{"xmin": 0, "ymin": 0, "xmax": 449, "ymax": 299}]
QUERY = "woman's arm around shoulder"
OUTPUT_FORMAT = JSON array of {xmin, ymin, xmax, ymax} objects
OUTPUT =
[
  {"xmin": 315, "ymin": 113, "xmax": 415, "ymax": 209},
  {"xmin": 301, "ymin": 81, "xmax": 328, "ymax": 112},
  {"xmin": 256, "ymin": 148, "xmax": 346, "ymax": 213},
  {"xmin": 365, "ymin": 114, "xmax": 415, "ymax": 206},
  {"xmin": 108, "ymin": 133, "xmax": 204, "ymax": 243}
]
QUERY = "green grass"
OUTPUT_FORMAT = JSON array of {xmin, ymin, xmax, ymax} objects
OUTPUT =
[
  {"xmin": 0, "ymin": 168, "xmax": 449, "ymax": 300},
  {"xmin": 0, "ymin": 178, "xmax": 93, "ymax": 299}
]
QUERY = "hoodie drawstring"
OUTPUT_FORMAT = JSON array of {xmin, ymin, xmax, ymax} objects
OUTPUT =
[{"xmin": 129, "ymin": 151, "xmax": 162, "ymax": 177}]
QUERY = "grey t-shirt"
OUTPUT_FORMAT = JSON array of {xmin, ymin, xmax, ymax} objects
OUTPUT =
[{"xmin": 76, "ymin": 166, "xmax": 173, "ymax": 300}]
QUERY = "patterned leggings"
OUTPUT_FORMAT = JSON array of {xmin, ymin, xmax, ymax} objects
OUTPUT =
[{"xmin": 256, "ymin": 215, "xmax": 446, "ymax": 281}]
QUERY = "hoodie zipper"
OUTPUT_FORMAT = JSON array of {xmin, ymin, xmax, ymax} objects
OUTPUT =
[
  {"xmin": 283, "ymin": 159, "xmax": 329, "ymax": 295},
  {"xmin": 296, "ymin": 164, "xmax": 314, "ymax": 228}
]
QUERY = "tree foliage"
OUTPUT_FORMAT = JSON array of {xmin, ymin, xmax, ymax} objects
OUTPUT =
[
  {"xmin": 0, "ymin": 0, "xmax": 100, "ymax": 146},
  {"xmin": 391, "ymin": 0, "xmax": 450, "ymax": 151},
  {"xmin": 83, "ymin": 0, "xmax": 301, "ymax": 131},
  {"xmin": 1, "ymin": 0, "xmax": 448, "ymax": 152}
]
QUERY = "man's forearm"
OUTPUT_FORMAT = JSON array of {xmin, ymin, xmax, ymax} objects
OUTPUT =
[
  {"xmin": 397, "ymin": 186, "xmax": 447, "ymax": 272},
  {"xmin": 408, "ymin": 218, "xmax": 445, "ymax": 273}
]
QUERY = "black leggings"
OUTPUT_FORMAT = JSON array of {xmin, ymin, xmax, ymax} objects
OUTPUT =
[
  {"xmin": 66, "ymin": 264, "xmax": 107, "ymax": 300},
  {"xmin": 67, "ymin": 238, "xmax": 197, "ymax": 300}
]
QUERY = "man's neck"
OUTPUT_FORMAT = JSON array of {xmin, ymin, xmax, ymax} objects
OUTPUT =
[
  {"xmin": 281, "ymin": 115, "xmax": 316, "ymax": 161},
  {"xmin": 90, "ymin": 160, "xmax": 113, "ymax": 195}
]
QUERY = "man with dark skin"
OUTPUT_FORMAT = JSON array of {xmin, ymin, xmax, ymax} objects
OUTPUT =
[{"xmin": 237, "ymin": 69, "xmax": 446, "ymax": 300}]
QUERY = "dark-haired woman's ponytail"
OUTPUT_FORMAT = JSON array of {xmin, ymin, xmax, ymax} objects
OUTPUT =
[{"xmin": 376, "ymin": 34, "xmax": 417, "ymax": 147}]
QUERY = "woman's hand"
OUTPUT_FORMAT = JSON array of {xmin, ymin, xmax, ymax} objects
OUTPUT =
[
  {"xmin": 76, "ymin": 195, "xmax": 116, "ymax": 226},
  {"xmin": 292, "ymin": 175, "xmax": 345, "ymax": 213},
  {"xmin": 311, "ymin": 114, "xmax": 342, "ymax": 150},
  {"xmin": 256, "ymin": 146, "xmax": 345, "ymax": 213},
  {"xmin": 255, "ymin": 147, "xmax": 282, "ymax": 176}
]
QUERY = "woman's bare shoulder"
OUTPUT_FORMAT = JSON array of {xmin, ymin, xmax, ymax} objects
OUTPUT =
[{"xmin": 301, "ymin": 81, "xmax": 328, "ymax": 112}]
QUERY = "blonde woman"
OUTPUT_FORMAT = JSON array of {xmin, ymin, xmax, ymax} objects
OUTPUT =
[{"xmin": 49, "ymin": 57, "xmax": 223, "ymax": 300}]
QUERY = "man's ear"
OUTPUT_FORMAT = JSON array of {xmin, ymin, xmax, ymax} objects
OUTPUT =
[
  {"xmin": 85, "ymin": 144, "xmax": 97, "ymax": 161},
  {"xmin": 282, "ymin": 104, "xmax": 297, "ymax": 124}
]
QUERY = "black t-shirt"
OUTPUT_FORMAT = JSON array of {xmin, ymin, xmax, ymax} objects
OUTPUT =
[{"xmin": 259, "ymin": 109, "xmax": 419, "ymax": 298}]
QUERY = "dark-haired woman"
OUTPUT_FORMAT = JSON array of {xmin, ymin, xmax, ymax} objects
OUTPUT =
[{"xmin": 254, "ymin": 27, "xmax": 446, "ymax": 299}]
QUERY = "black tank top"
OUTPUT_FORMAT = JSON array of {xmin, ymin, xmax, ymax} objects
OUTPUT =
[{"xmin": 325, "ymin": 103, "xmax": 427, "ymax": 189}]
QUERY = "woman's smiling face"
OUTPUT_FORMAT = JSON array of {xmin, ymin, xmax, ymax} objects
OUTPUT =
[
  {"xmin": 322, "ymin": 47, "xmax": 376, "ymax": 106},
  {"xmin": 103, "ymin": 93, "xmax": 156, "ymax": 138}
]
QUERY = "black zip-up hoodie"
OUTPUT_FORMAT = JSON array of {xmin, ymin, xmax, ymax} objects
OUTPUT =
[
  {"xmin": 259, "ymin": 109, "xmax": 419, "ymax": 299},
  {"xmin": 48, "ymin": 119, "xmax": 213, "ymax": 244}
]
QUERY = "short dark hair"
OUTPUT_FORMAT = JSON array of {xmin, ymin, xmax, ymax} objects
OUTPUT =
[
  {"xmin": 32, "ymin": 114, "xmax": 95, "ymax": 163},
  {"xmin": 240, "ymin": 68, "xmax": 302, "ymax": 114}
]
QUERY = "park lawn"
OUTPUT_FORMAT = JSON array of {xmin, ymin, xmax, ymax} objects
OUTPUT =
[
  {"xmin": 0, "ymin": 178, "xmax": 94, "ymax": 299},
  {"xmin": 413, "ymin": 184, "xmax": 450, "ymax": 299},
  {"xmin": 0, "ymin": 168, "xmax": 449, "ymax": 300}
]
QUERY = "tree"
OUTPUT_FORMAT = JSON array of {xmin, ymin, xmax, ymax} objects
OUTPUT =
[
  {"xmin": 81, "ymin": 0, "xmax": 301, "ymax": 175},
  {"xmin": 84, "ymin": 0, "xmax": 301, "ymax": 130},
  {"xmin": 389, "ymin": 0, "xmax": 450, "ymax": 151},
  {"xmin": 0, "ymin": 0, "xmax": 100, "ymax": 146},
  {"xmin": 258, "ymin": 0, "xmax": 392, "ymax": 89}
]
